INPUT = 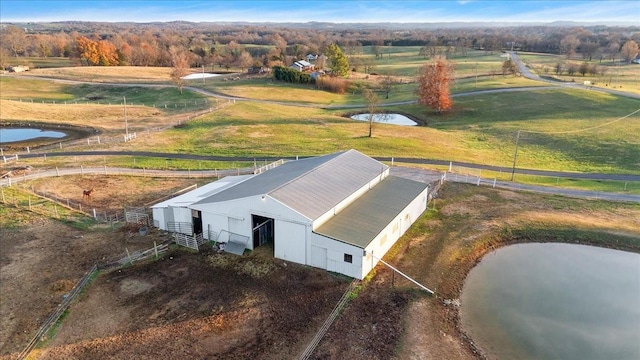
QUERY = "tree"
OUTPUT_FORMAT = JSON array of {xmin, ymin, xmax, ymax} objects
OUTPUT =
[
  {"xmin": 502, "ymin": 59, "xmax": 517, "ymax": 76},
  {"xmin": 416, "ymin": 58, "xmax": 454, "ymax": 113},
  {"xmin": 578, "ymin": 62, "xmax": 589, "ymax": 76},
  {"xmin": 554, "ymin": 62, "xmax": 564, "ymax": 75},
  {"xmin": 0, "ymin": 26, "xmax": 26, "ymax": 57},
  {"xmin": 363, "ymin": 89, "xmax": 387, "ymax": 138},
  {"xmin": 380, "ymin": 74, "xmax": 396, "ymax": 99},
  {"xmin": 324, "ymin": 43, "xmax": 349, "ymax": 77},
  {"xmin": 620, "ymin": 40, "xmax": 639, "ymax": 63},
  {"xmin": 170, "ymin": 48, "xmax": 190, "ymax": 94}
]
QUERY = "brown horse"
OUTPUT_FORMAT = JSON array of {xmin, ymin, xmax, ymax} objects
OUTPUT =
[{"xmin": 83, "ymin": 188, "xmax": 94, "ymax": 199}]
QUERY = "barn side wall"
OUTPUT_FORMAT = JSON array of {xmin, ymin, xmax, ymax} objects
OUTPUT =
[
  {"xmin": 362, "ymin": 185, "xmax": 429, "ymax": 278},
  {"xmin": 308, "ymin": 233, "xmax": 364, "ymax": 279}
]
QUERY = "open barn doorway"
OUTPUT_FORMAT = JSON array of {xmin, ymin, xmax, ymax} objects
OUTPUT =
[{"xmin": 252, "ymin": 214, "xmax": 274, "ymax": 249}]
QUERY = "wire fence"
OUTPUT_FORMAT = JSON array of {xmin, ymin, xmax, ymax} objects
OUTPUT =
[
  {"xmin": 445, "ymin": 168, "xmax": 640, "ymax": 203},
  {"xmin": 0, "ymin": 98, "xmax": 239, "ymax": 155}
]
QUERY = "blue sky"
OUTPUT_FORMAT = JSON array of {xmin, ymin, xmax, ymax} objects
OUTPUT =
[{"xmin": 1, "ymin": 1, "xmax": 638, "ymax": 24}]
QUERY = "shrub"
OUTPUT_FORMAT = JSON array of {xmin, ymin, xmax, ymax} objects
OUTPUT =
[{"xmin": 316, "ymin": 76, "xmax": 350, "ymax": 94}]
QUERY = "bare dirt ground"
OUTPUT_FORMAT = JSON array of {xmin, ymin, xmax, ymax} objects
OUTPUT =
[
  {"xmin": 31, "ymin": 248, "xmax": 348, "ymax": 360},
  {"xmin": 0, "ymin": 175, "xmax": 214, "ymax": 358},
  {"xmin": 2, "ymin": 176, "xmax": 639, "ymax": 360}
]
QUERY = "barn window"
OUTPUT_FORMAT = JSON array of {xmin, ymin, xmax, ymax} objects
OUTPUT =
[{"xmin": 344, "ymin": 253, "xmax": 353, "ymax": 263}]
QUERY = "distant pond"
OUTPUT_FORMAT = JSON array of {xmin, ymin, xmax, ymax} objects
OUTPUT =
[
  {"xmin": 350, "ymin": 113, "xmax": 417, "ymax": 126},
  {"xmin": 0, "ymin": 127, "xmax": 68, "ymax": 144},
  {"xmin": 460, "ymin": 243, "xmax": 640, "ymax": 360}
]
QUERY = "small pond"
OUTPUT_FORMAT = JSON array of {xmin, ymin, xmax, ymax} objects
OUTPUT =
[
  {"xmin": 0, "ymin": 127, "xmax": 68, "ymax": 144},
  {"xmin": 350, "ymin": 113, "xmax": 417, "ymax": 126},
  {"xmin": 460, "ymin": 243, "xmax": 640, "ymax": 360}
]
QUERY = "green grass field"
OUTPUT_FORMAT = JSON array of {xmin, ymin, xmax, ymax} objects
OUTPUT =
[{"xmin": 4, "ymin": 50, "xmax": 639, "ymax": 193}]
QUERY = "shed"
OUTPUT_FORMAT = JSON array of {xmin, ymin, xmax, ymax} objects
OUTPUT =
[{"xmin": 154, "ymin": 150, "xmax": 430, "ymax": 279}]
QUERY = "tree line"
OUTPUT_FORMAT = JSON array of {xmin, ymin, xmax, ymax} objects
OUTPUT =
[{"xmin": 2, "ymin": 23, "xmax": 638, "ymax": 71}]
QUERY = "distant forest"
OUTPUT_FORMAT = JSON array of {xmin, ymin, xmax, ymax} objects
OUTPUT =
[{"xmin": 1, "ymin": 21, "xmax": 639, "ymax": 69}]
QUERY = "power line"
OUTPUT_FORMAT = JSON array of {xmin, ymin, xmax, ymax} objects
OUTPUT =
[{"xmin": 520, "ymin": 108, "xmax": 640, "ymax": 135}]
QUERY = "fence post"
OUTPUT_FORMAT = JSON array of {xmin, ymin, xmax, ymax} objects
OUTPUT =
[
  {"xmin": 104, "ymin": 165, "xmax": 107, "ymax": 175},
  {"xmin": 54, "ymin": 204, "xmax": 58, "ymax": 218},
  {"xmin": 477, "ymin": 177, "xmax": 480, "ymax": 186},
  {"xmin": 188, "ymin": 169, "xmax": 191, "ymax": 178},
  {"xmin": 1, "ymin": 188, "xmax": 4, "ymax": 203},
  {"xmin": 56, "ymin": 167, "xmax": 59, "ymax": 176},
  {"xmin": 26, "ymin": 146, "xmax": 30, "ymax": 153},
  {"xmin": 449, "ymin": 162, "xmax": 453, "ymax": 172},
  {"xmin": 493, "ymin": 178, "xmax": 497, "ymax": 188},
  {"xmin": 126, "ymin": 248, "xmax": 132, "ymax": 264},
  {"xmin": 154, "ymin": 241, "xmax": 158, "ymax": 258},
  {"xmin": 28, "ymin": 196, "xmax": 32, "ymax": 210},
  {"xmin": 93, "ymin": 209, "xmax": 97, "ymax": 219},
  {"xmin": 59, "ymin": 142, "xmax": 62, "ymax": 149},
  {"xmin": 44, "ymin": 154, "xmax": 46, "ymax": 161}
]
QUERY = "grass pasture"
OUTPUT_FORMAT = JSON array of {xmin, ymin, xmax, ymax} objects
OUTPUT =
[
  {"xmin": 23, "ymin": 66, "xmax": 175, "ymax": 83},
  {"xmin": 516, "ymin": 51, "xmax": 640, "ymax": 95}
]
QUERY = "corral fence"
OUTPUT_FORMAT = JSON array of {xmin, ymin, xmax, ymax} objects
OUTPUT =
[
  {"xmin": 16, "ymin": 264, "xmax": 98, "ymax": 360},
  {"xmin": 173, "ymin": 232, "xmax": 207, "ymax": 251},
  {"xmin": 0, "ymin": 165, "xmax": 254, "ymax": 188},
  {"xmin": 125, "ymin": 207, "xmax": 150, "ymax": 226},
  {"xmin": 17, "ymin": 240, "xmax": 170, "ymax": 360}
]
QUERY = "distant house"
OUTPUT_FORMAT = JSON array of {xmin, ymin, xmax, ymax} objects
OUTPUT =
[
  {"xmin": 8, "ymin": 65, "xmax": 29, "ymax": 73},
  {"xmin": 290, "ymin": 60, "xmax": 314, "ymax": 72},
  {"xmin": 306, "ymin": 54, "xmax": 318, "ymax": 62}
]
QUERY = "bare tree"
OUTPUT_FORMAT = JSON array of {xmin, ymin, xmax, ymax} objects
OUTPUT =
[
  {"xmin": 363, "ymin": 89, "xmax": 388, "ymax": 137},
  {"xmin": 380, "ymin": 74, "xmax": 396, "ymax": 99},
  {"xmin": 170, "ymin": 48, "xmax": 191, "ymax": 94}
]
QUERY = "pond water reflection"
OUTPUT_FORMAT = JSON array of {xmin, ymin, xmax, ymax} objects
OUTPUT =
[
  {"xmin": 0, "ymin": 128, "xmax": 67, "ymax": 143},
  {"xmin": 460, "ymin": 243, "xmax": 640, "ymax": 360},
  {"xmin": 350, "ymin": 113, "xmax": 417, "ymax": 126}
]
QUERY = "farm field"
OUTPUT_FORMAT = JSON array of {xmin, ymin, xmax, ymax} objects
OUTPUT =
[
  {"xmin": 2, "ymin": 176, "xmax": 638, "ymax": 359},
  {"xmin": 1, "ymin": 47, "xmax": 640, "ymax": 360}
]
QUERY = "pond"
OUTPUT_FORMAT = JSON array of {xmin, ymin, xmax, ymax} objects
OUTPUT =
[
  {"xmin": 0, "ymin": 127, "xmax": 68, "ymax": 144},
  {"xmin": 350, "ymin": 113, "xmax": 417, "ymax": 126},
  {"xmin": 460, "ymin": 243, "xmax": 640, "ymax": 360}
]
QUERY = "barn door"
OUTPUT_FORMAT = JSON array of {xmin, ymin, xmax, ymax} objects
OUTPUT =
[
  {"xmin": 311, "ymin": 246, "xmax": 327, "ymax": 270},
  {"xmin": 252, "ymin": 215, "xmax": 274, "ymax": 248}
]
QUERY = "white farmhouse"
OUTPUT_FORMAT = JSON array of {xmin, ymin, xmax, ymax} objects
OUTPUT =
[{"xmin": 152, "ymin": 150, "xmax": 431, "ymax": 279}]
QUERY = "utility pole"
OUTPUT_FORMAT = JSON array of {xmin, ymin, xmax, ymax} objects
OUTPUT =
[
  {"xmin": 511, "ymin": 130, "xmax": 521, "ymax": 181},
  {"xmin": 123, "ymin": 96, "xmax": 128, "ymax": 136}
]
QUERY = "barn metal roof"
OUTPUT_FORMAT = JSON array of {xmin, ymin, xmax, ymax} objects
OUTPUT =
[
  {"xmin": 313, "ymin": 176, "xmax": 428, "ymax": 249},
  {"xmin": 152, "ymin": 175, "xmax": 253, "ymax": 208},
  {"xmin": 193, "ymin": 149, "xmax": 389, "ymax": 220}
]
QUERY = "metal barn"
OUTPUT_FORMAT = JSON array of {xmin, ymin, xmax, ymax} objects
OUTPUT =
[{"xmin": 153, "ymin": 150, "xmax": 430, "ymax": 279}]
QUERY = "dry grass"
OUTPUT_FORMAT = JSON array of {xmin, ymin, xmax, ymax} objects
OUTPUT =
[
  {"xmin": 0, "ymin": 99, "xmax": 175, "ymax": 131},
  {"xmin": 25, "ymin": 66, "xmax": 174, "ymax": 83}
]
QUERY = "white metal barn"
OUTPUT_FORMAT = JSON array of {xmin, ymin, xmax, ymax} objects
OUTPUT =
[{"xmin": 155, "ymin": 150, "xmax": 430, "ymax": 279}]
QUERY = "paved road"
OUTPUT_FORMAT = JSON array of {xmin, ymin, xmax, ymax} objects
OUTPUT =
[
  {"xmin": 3, "ymin": 164, "xmax": 638, "ymax": 203},
  {"xmin": 17, "ymin": 150, "xmax": 640, "ymax": 182}
]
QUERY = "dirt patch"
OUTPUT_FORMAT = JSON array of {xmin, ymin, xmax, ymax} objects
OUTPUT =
[
  {"xmin": 31, "ymin": 248, "xmax": 349, "ymax": 360},
  {"xmin": 28, "ymin": 175, "xmax": 213, "ymax": 213},
  {"xmin": 0, "ymin": 217, "xmax": 165, "ymax": 357}
]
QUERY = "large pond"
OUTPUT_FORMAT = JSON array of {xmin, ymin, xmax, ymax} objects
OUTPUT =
[
  {"xmin": 0, "ymin": 127, "xmax": 68, "ymax": 144},
  {"xmin": 350, "ymin": 113, "xmax": 417, "ymax": 126},
  {"xmin": 460, "ymin": 243, "xmax": 640, "ymax": 360}
]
